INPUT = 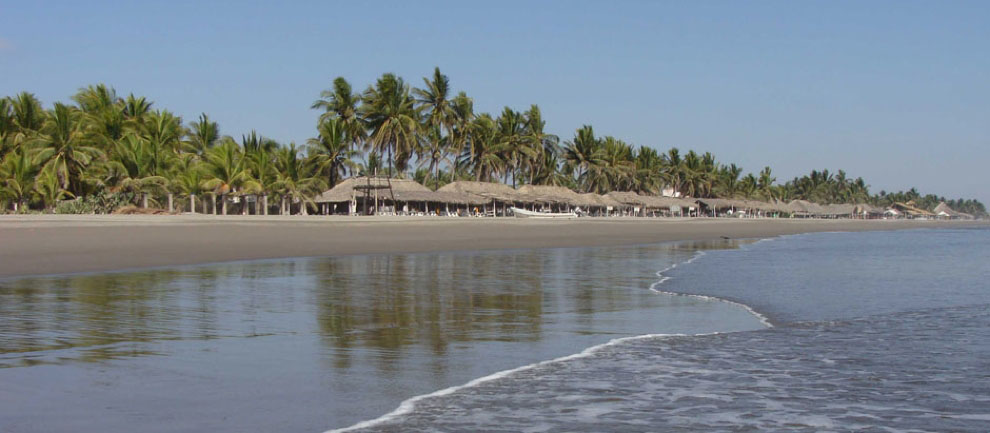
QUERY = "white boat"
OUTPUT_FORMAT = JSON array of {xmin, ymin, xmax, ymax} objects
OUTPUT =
[{"xmin": 510, "ymin": 207, "xmax": 578, "ymax": 219}]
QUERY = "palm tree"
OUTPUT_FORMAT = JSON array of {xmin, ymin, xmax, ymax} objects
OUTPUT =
[
  {"xmin": 169, "ymin": 154, "xmax": 208, "ymax": 213},
  {"xmin": 35, "ymin": 166, "xmax": 72, "ymax": 212},
  {"xmin": 273, "ymin": 143, "xmax": 326, "ymax": 215},
  {"xmin": 414, "ymin": 67, "xmax": 456, "ymax": 189},
  {"xmin": 185, "ymin": 113, "xmax": 219, "ymax": 156},
  {"xmin": 463, "ymin": 113, "xmax": 504, "ymax": 182},
  {"xmin": 30, "ymin": 103, "xmax": 104, "ymax": 196},
  {"xmin": 562, "ymin": 125, "xmax": 603, "ymax": 192},
  {"xmin": 633, "ymin": 146, "xmax": 664, "ymax": 194},
  {"xmin": 9, "ymin": 92, "xmax": 46, "ymax": 135},
  {"xmin": 202, "ymin": 139, "xmax": 258, "ymax": 215},
  {"xmin": 360, "ymin": 73, "xmax": 420, "ymax": 178},
  {"xmin": 0, "ymin": 150, "xmax": 40, "ymax": 211},
  {"xmin": 521, "ymin": 105, "xmax": 558, "ymax": 185},
  {"xmin": 308, "ymin": 117, "xmax": 359, "ymax": 189},
  {"xmin": 757, "ymin": 166, "xmax": 776, "ymax": 200},
  {"xmin": 312, "ymin": 77, "xmax": 367, "ymax": 150},
  {"xmin": 103, "ymin": 134, "xmax": 169, "ymax": 208},
  {"xmin": 122, "ymin": 94, "xmax": 153, "ymax": 126},
  {"xmin": 661, "ymin": 148, "xmax": 686, "ymax": 196}
]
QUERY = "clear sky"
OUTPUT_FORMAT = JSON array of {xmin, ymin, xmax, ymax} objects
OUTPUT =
[{"xmin": 1, "ymin": 1, "xmax": 987, "ymax": 203}]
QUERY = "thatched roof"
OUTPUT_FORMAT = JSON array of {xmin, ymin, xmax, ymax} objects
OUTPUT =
[
  {"xmin": 516, "ymin": 185, "xmax": 584, "ymax": 205},
  {"xmin": 315, "ymin": 177, "xmax": 454, "ymax": 203},
  {"xmin": 892, "ymin": 201, "xmax": 935, "ymax": 217},
  {"xmin": 576, "ymin": 193, "xmax": 625, "ymax": 208},
  {"xmin": 437, "ymin": 181, "xmax": 531, "ymax": 203},
  {"xmin": 606, "ymin": 191, "xmax": 653, "ymax": 207},
  {"xmin": 933, "ymin": 202, "xmax": 973, "ymax": 219}
]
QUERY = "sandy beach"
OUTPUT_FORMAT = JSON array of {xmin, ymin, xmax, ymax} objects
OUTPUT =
[{"xmin": 0, "ymin": 215, "xmax": 984, "ymax": 278}]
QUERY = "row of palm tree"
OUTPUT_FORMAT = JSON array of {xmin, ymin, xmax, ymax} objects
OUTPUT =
[{"xmin": 1, "ymin": 68, "xmax": 985, "ymax": 216}]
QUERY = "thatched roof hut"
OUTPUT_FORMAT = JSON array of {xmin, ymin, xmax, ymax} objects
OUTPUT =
[
  {"xmin": 577, "ymin": 193, "xmax": 625, "ymax": 209},
  {"xmin": 934, "ymin": 202, "xmax": 974, "ymax": 219},
  {"xmin": 316, "ymin": 177, "xmax": 443, "ymax": 203},
  {"xmin": 437, "ymin": 181, "xmax": 531, "ymax": 203},
  {"xmin": 606, "ymin": 191, "xmax": 653, "ymax": 208},
  {"xmin": 516, "ymin": 185, "xmax": 584, "ymax": 206},
  {"xmin": 892, "ymin": 201, "xmax": 935, "ymax": 217}
]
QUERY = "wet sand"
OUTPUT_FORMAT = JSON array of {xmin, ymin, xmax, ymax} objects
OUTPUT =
[{"xmin": 0, "ymin": 214, "xmax": 983, "ymax": 278}]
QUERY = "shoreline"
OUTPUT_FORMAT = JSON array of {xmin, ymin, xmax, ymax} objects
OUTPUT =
[{"xmin": 0, "ymin": 214, "xmax": 985, "ymax": 279}]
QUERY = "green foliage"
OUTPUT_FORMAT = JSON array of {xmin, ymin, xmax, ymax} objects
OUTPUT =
[
  {"xmin": 55, "ymin": 190, "xmax": 134, "ymax": 214},
  {"xmin": 1, "ymin": 72, "xmax": 984, "ymax": 217}
]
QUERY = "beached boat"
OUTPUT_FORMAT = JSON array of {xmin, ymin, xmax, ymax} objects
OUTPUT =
[{"xmin": 510, "ymin": 207, "xmax": 578, "ymax": 219}]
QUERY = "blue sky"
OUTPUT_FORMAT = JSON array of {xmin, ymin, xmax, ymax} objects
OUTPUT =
[{"xmin": 1, "ymin": 1, "xmax": 987, "ymax": 203}]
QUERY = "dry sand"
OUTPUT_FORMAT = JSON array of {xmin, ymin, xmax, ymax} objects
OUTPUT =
[{"xmin": 0, "ymin": 214, "xmax": 984, "ymax": 278}]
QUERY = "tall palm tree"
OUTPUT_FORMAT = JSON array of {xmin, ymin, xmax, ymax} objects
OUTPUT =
[
  {"xmin": 122, "ymin": 94, "xmax": 153, "ymax": 127},
  {"xmin": 30, "ymin": 103, "xmax": 104, "ymax": 196},
  {"xmin": 360, "ymin": 73, "xmax": 420, "ymax": 178},
  {"xmin": 521, "ymin": 105, "xmax": 558, "ymax": 185},
  {"xmin": 312, "ymin": 77, "xmax": 367, "ymax": 150},
  {"xmin": 757, "ymin": 166, "xmax": 776, "ymax": 200},
  {"xmin": 185, "ymin": 113, "xmax": 219, "ymax": 156},
  {"xmin": 463, "ymin": 113, "xmax": 504, "ymax": 182},
  {"xmin": 414, "ymin": 67, "xmax": 456, "ymax": 189},
  {"xmin": 562, "ymin": 125, "xmax": 603, "ymax": 191},
  {"xmin": 308, "ymin": 117, "xmax": 359, "ymax": 188},
  {"xmin": 10, "ymin": 92, "xmax": 47, "ymax": 135}
]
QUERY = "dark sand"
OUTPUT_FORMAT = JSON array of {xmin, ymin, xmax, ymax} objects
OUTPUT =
[{"xmin": 0, "ymin": 214, "xmax": 983, "ymax": 278}]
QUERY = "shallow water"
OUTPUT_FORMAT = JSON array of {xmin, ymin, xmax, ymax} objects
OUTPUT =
[
  {"xmin": 343, "ymin": 228, "xmax": 990, "ymax": 432},
  {"xmin": 0, "ymin": 240, "xmax": 762, "ymax": 432}
]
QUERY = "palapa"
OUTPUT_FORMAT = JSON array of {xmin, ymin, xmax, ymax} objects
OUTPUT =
[{"xmin": 437, "ymin": 181, "xmax": 531, "ymax": 203}]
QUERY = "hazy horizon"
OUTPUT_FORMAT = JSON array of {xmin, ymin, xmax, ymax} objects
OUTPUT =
[{"xmin": 1, "ymin": 1, "xmax": 986, "ymax": 203}]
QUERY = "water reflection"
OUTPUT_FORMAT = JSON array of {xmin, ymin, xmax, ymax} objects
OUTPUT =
[
  {"xmin": 0, "ymin": 240, "xmax": 761, "ymax": 431},
  {"xmin": 0, "ymin": 240, "xmax": 745, "ymax": 369}
]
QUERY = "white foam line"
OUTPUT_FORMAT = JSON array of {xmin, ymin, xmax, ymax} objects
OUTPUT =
[
  {"xmin": 325, "ymin": 331, "xmax": 698, "ymax": 432},
  {"xmin": 327, "ymin": 247, "xmax": 771, "ymax": 432},
  {"xmin": 649, "ymin": 251, "xmax": 774, "ymax": 328}
]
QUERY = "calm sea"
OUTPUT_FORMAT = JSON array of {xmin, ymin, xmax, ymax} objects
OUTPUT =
[{"xmin": 1, "ymin": 228, "xmax": 987, "ymax": 432}]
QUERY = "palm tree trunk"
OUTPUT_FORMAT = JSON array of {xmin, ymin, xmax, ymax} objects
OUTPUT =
[
  {"xmin": 142, "ymin": 193, "xmax": 148, "ymax": 208},
  {"xmin": 222, "ymin": 195, "xmax": 227, "ymax": 215},
  {"xmin": 167, "ymin": 193, "xmax": 173, "ymax": 213},
  {"xmin": 190, "ymin": 194, "xmax": 196, "ymax": 213},
  {"xmin": 300, "ymin": 200, "xmax": 308, "ymax": 216},
  {"xmin": 262, "ymin": 195, "xmax": 268, "ymax": 215}
]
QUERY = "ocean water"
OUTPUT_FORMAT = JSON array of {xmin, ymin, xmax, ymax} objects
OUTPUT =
[
  {"xmin": 0, "ymin": 240, "xmax": 761, "ymax": 432},
  {"xmin": 2, "ymin": 228, "xmax": 987, "ymax": 432},
  {"xmin": 340, "ymin": 228, "xmax": 990, "ymax": 432}
]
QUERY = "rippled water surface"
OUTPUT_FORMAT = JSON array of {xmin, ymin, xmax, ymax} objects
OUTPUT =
[
  {"xmin": 0, "ymin": 240, "xmax": 762, "ymax": 432},
  {"xmin": 346, "ymin": 228, "xmax": 990, "ymax": 433},
  {"xmin": 4, "ymin": 228, "xmax": 987, "ymax": 433}
]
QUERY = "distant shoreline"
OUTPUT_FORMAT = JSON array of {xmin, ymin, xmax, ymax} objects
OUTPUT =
[{"xmin": 0, "ymin": 215, "xmax": 984, "ymax": 279}]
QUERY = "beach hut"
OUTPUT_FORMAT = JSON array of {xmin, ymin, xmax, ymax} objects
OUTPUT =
[
  {"xmin": 516, "ymin": 185, "xmax": 585, "ymax": 213},
  {"xmin": 933, "ymin": 202, "xmax": 974, "ymax": 220},
  {"xmin": 605, "ymin": 192, "xmax": 654, "ymax": 216},
  {"xmin": 437, "ymin": 181, "xmax": 533, "ymax": 216},
  {"xmin": 315, "ymin": 177, "xmax": 474, "ymax": 215}
]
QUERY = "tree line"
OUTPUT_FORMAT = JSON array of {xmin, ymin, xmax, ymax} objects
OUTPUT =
[{"xmin": 1, "ymin": 68, "xmax": 985, "ymax": 216}]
